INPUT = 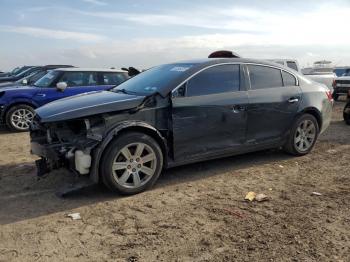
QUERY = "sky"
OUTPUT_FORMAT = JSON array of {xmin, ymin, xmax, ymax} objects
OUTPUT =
[{"xmin": 1, "ymin": 0, "xmax": 350, "ymax": 71}]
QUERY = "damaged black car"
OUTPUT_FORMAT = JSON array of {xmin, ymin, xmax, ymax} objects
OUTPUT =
[{"xmin": 30, "ymin": 58, "xmax": 333, "ymax": 195}]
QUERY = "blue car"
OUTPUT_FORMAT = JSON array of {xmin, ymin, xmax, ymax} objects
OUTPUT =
[{"xmin": 0, "ymin": 68, "xmax": 129, "ymax": 131}]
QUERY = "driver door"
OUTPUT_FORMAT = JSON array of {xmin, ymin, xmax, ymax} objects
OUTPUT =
[{"xmin": 171, "ymin": 64, "xmax": 249, "ymax": 161}]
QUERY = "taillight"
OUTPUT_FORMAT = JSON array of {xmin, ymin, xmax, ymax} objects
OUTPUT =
[{"xmin": 326, "ymin": 90, "xmax": 333, "ymax": 101}]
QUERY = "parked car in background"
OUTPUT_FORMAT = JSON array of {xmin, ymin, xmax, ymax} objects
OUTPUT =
[
  {"xmin": 0, "ymin": 66, "xmax": 42, "ymax": 83},
  {"xmin": 0, "ymin": 68, "xmax": 129, "ymax": 131},
  {"xmin": 0, "ymin": 65, "xmax": 74, "ymax": 87},
  {"xmin": 267, "ymin": 59, "xmax": 301, "ymax": 72},
  {"xmin": 333, "ymin": 68, "xmax": 350, "ymax": 100},
  {"xmin": 269, "ymin": 59, "xmax": 335, "ymax": 93},
  {"xmin": 334, "ymin": 66, "xmax": 350, "ymax": 77},
  {"xmin": 301, "ymin": 60, "xmax": 336, "ymax": 94},
  {"xmin": 30, "ymin": 58, "xmax": 333, "ymax": 195},
  {"xmin": 0, "ymin": 66, "xmax": 32, "ymax": 77},
  {"xmin": 344, "ymin": 99, "xmax": 350, "ymax": 125}
]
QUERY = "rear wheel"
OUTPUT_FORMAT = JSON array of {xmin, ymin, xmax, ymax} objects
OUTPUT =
[
  {"xmin": 284, "ymin": 114, "xmax": 319, "ymax": 156},
  {"xmin": 6, "ymin": 104, "xmax": 35, "ymax": 132},
  {"xmin": 344, "ymin": 103, "xmax": 350, "ymax": 125},
  {"xmin": 100, "ymin": 132, "xmax": 163, "ymax": 195}
]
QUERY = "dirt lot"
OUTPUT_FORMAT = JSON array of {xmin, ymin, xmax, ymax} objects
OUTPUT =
[{"xmin": 0, "ymin": 102, "xmax": 349, "ymax": 262}]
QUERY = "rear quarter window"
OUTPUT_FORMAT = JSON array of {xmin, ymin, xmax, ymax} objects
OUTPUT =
[
  {"xmin": 286, "ymin": 61, "xmax": 298, "ymax": 71},
  {"xmin": 248, "ymin": 65, "xmax": 283, "ymax": 90},
  {"xmin": 282, "ymin": 71, "xmax": 297, "ymax": 86},
  {"xmin": 101, "ymin": 72, "xmax": 129, "ymax": 85}
]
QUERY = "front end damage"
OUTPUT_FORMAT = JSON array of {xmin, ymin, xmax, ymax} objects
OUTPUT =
[{"xmin": 30, "ymin": 115, "xmax": 103, "ymax": 178}]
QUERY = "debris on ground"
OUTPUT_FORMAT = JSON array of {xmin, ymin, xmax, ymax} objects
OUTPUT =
[
  {"xmin": 223, "ymin": 208, "xmax": 246, "ymax": 219},
  {"xmin": 256, "ymin": 193, "xmax": 269, "ymax": 202},
  {"xmin": 244, "ymin": 192, "xmax": 269, "ymax": 202},
  {"xmin": 311, "ymin": 192, "xmax": 322, "ymax": 196},
  {"xmin": 278, "ymin": 165, "xmax": 284, "ymax": 168},
  {"xmin": 326, "ymin": 149, "xmax": 337, "ymax": 154},
  {"xmin": 67, "ymin": 213, "xmax": 81, "ymax": 220},
  {"xmin": 245, "ymin": 191, "xmax": 256, "ymax": 201}
]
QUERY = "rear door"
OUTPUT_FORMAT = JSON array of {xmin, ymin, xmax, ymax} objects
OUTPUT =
[
  {"xmin": 246, "ymin": 64, "xmax": 301, "ymax": 144},
  {"xmin": 171, "ymin": 64, "xmax": 249, "ymax": 161}
]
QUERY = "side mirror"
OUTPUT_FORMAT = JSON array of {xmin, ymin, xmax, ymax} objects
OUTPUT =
[
  {"xmin": 21, "ymin": 79, "xmax": 28, "ymax": 85},
  {"xmin": 56, "ymin": 82, "xmax": 67, "ymax": 92}
]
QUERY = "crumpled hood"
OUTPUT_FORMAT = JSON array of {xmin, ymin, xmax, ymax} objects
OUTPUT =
[{"xmin": 35, "ymin": 91, "xmax": 146, "ymax": 123}]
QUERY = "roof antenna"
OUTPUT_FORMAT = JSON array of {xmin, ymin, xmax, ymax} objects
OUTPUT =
[{"xmin": 208, "ymin": 50, "xmax": 240, "ymax": 58}]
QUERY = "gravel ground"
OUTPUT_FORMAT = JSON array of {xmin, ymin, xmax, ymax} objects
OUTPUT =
[{"xmin": 0, "ymin": 101, "xmax": 349, "ymax": 262}]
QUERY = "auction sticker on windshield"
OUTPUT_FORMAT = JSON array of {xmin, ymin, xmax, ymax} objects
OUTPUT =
[{"xmin": 170, "ymin": 66, "xmax": 191, "ymax": 72}]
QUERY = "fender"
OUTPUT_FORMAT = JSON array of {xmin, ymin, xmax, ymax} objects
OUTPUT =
[
  {"xmin": 8, "ymin": 97, "xmax": 40, "ymax": 108},
  {"xmin": 1, "ymin": 98, "xmax": 39, "ymax": 120},
  {"xmin": 297, "ymin": 106, "xmax": 322, "ymax": 129},
  {"xmin": 89, "ymin": 120, "xmax": 167, "ymax": 183}
]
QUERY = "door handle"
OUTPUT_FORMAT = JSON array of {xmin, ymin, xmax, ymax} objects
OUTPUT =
[
  {"xmin": 288, "ymin": 97, "xmax": 299, "ymax": 103},
  {"xmin": 36, "ymin": 93, "xmax": 46, "ymax": 97}
]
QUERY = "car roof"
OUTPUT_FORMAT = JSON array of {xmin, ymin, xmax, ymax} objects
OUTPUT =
[
  {"xmin": 42, "ymin": 65, "xmax": 74, "ymax": 69},
  {"xmin": 132, "ymin": 58, "xmax": 295, "ymax": 97},
  {"xmin": 53, "ymin": 67, "xmax": 127, "ymax": 73},
  {"xmin": 175, "ymin": 57, "xmax": 290, "ymax": 68}
]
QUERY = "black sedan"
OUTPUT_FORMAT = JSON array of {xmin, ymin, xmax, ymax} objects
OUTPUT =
[
  {"xmin": 0, "ymin": 65, "xmax": 73, "ymax": 83},
  {"xmin": 30, "ymin": 58, "xmax": 333, "ymax": 195}
]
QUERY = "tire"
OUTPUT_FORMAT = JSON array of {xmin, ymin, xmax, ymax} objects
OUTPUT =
[
  {"xmin": 5, "ymin": 104, "xmax": 35, "ymax": 132},
  {"xmin": 283, "ymin": 114, "xmax": 319, "ymax": 156},
  {"xmin": 344, "ymin": 103, "xmax": 350, "ymax": 125},
  {"xmin": 100, "ymin": 132, "xmax": 163, "ymax": 195},
  {"xmin": 333, "ymin": 93, "xmax": 339, "ymax": 101}
]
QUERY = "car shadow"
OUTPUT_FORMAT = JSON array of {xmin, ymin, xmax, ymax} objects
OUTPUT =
[
  {"xmin": 0, "ymin": 126, "xmax": 12, "ymax": 134},
  {"xmin": 0, "ymin": 148, "xmax": 293, "ymax": 225}
]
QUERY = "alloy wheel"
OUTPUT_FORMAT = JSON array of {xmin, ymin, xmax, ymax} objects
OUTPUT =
[
  {"xmin": 10, "ymin": 108, "xmax": 34, "ymax": 130},
  {"xmin": 294, "ymin": 119, "xmax": 316, "ymax": 152},
  {"xmin": 111, "ymin": 142, "xmax": 157, "ymax": 189}
]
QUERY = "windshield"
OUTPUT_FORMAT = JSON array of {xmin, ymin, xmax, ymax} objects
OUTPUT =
[
  {"xmin": 111, "ymin": 63, "xmax": 195, "ymax": 95},
  {"xmin": 342, "ymin": 69, "xmax": 350, "ymax": 76},
  {"xmin": 34, "ymin": 71, "xmax": 60, "ymax": 87}
]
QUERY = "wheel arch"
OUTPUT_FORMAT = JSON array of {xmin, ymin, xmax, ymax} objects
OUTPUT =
[
  {"xmin": 3, "ymin": 101, "xmax": 37, "ymax": 119},
  {"xmin": 1, "ymin": 100, "xmax": 38, "ymax": 122},
  {"xmin": 298, "ymin": 107, "xmax": 322, "ymax": 130},
  {"xmin": 90, "ymin": 121, "xmax": 168, "ymax": 183}
]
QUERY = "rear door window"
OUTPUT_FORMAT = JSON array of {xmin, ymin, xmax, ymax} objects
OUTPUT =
[
  {"xmin": 248, "ymin": 65, "xmax": 283, "ymax": 90},
  {"xmin": 186, "ymin": 64, "xmax": 240, "ymax": 97},
  {"xmin": 100, "ymin": 72, "xmax": 128, "ymax": 85},
  {"xmin": 60, "ymin": 72, "xmax": 97, "ymax": 87},
  {"xmin": 282, "ymin": 71, "xmax": 297, "ymax": 86}
]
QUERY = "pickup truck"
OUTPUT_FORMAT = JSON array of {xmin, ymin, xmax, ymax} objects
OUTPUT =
[
  {"xmin": 269, "ymin": 59, "xmax": 335, "ymax": 94},
  {"xmin": 333, "ymin": 69, "xmax": 350, "ymax": 101}
]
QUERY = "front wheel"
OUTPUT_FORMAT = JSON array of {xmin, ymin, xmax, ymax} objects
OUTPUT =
[
  {"xmin": 6, "ymin": 104, "xmax": 35, "ymax": 132},
  {"xmin": 100, "ymin": 132, "xmax": 163, "ymax": 195},
  {"xmin": 284, "ymin": 114, "xmax": 319, "ymax": 156},
  {"xmin": 344, "ymin": 103, "xmax": 350, "ymax": 125}
]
